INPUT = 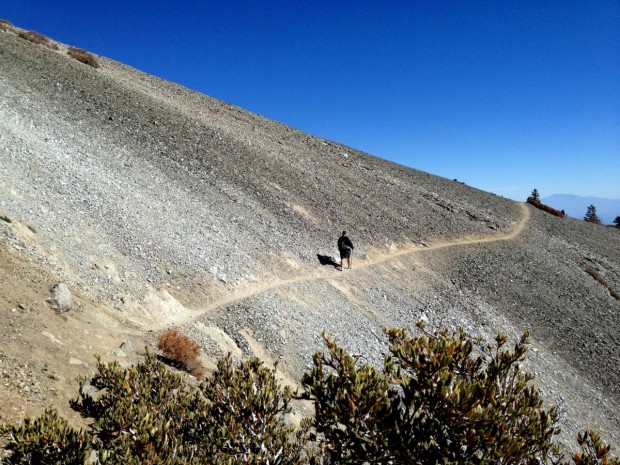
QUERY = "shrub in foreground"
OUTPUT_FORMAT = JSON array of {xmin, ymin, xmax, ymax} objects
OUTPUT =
[
  {"xmin": 572, "ymin": 429, "xmax": 620, "ymax": 465},
  {"xmin": 303, "ymin": 326, "xmax": 563, "ymax": 464},
  {"xmin": 1, "ymin": 328, "xmax": 618, "ymax": 464},
  {"xmin": 195, "ymin": 355, "xmax": 311, "ymax": 464},
  {"xmin": 63, "ymin": 352, "xmax": 307, "ymax": 463},
  {"xmin": 75, "ymin": 352, "xmax": 192, "ymax": 463},
  {"xmin": 0, "ymin": 408, "xmax": 90, "ymax": 464}
]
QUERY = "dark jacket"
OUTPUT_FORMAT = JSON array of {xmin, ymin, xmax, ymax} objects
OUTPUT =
[{"xmin": 338, "ymin": 235, "xmax": 354, "ymax": 252}]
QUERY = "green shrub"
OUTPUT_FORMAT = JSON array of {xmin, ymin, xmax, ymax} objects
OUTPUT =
[
  {"xmin": 194, "ymin": 354, "xmax": 311, "ymax": 463},
  {"xmin": 73, "ymin": 351, "xmax": 309, "ymax": 464},
  {"xmin": 302, "ymin": 333, "xmax": 394, "ymax": 462},
  {"xmin": 67, "ymin": 46, "xmax": 100, "ymax": 68},
  {"xmin": 572, "ymin": 429, "xmax": 620, "ymax": 465},
  {"xmin": 303, "ymin": 326, "xmax": 563, "ymax": 464},
  {"xmin": 0, "ymin": 408, "xmax": 90, "ymax": 464},
  {"xmin": 74, "ymin": 352, "xmax": 194, "ymax": 463},
  {"xmin": 1, "ymin": 328, "xmax": 618, "ymax": 464}
]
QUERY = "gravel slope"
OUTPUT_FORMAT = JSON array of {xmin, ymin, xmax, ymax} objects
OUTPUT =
[{"xmin": 1, "ymin": 25, "xmax": 619, "ymax": 450}]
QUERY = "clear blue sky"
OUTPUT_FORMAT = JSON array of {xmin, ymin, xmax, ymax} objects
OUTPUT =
[{"xmin": 3, "ymin": 1, "xmax": 619, "ymax": 201}]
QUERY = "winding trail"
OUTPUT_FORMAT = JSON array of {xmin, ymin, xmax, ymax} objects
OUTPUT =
[
  {"xmin": 360, "ymin": 202, "xmax": 530, "ymax": 269},
  {"xmin": 156, "ymin": 203, "xmax": 530, "ymax": 329}
]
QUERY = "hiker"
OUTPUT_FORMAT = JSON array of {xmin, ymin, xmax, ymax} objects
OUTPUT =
[{"xmin": 337, "ymin": 230, "xmax": 354, "ymax": 270}]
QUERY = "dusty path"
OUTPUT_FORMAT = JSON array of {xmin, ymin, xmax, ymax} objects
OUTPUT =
[
  {"xmin": 361, "ymin": 202, "xmax": 530, "ymax": 267},
  {"xmin": 156, "ymin": 203, "xmax": 531, "ymax": 329}
]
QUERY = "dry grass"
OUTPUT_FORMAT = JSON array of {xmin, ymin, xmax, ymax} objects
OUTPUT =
[
  {"xmin": 585, "ymin": 267, "xmax": 620, "ymax": 301},
  {"xmin": 17, "ymin": 30, "xmax": 59, "ymax": 50},
  {"xmin": 67, "ymin": 46, "xmax": 100, "ymax": 68},
  {"xmin": 527, "ymin": 197, "xmax": 565, "ymax": 218},
  {"xmin": 0, "ymin": 19, "xmax": 12, "ymax": 31},
  {"xmin": 158, "ymin": 328, "xmax": 206, "ymax": 378}
]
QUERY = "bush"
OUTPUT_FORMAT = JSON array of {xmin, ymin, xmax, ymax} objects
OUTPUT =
[
  {"xmin": 0, "ymin": 408, "xmax": 90, "ymax": 464},
  {"xmin": 157, "ymin": 328, "xmax": 205, "ymax": 378},
  {"xmin": 75, "ymin": 351, "xmax": 309, "ymax": 464},
  {"xmin": 17, "ymin": 30, "xmax": 59, "ymax": 50},
  {"xmin": 195, "ymin": 354, "xmax": 311, "ymax": 463},
  {"xmin": 1, "ymin": 328, "xmax": 618, "ymax": 464},
  {"xmin": 303, "ymin": 326, "xmax": 564, "ymax": 464},
  {"xmin": 527, "ymin": 197, "xmax": 565, "ymax": 218},
  {"xmin": 67, "ymin": 46, "xmax": 100, "ymax": 68},
  {"xmin": 0, "ymin": 19, "xmax": 12, "ymax": 31},
  {"xmin": 572, "ymin": 429, "xmax": 620, "ymax": 465},
  {"xmin": 73, "ymin": 352, "xmax": 192, "ymax": 463}
]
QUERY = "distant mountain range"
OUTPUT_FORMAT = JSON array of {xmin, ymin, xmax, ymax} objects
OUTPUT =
[{"xmin": 542, "ymin": 194, "xmax": 620, "ymax": 224}]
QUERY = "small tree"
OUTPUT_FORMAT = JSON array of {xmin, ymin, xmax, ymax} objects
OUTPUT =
[
  {"xmin": 614, "ymin": 216, "xmax": 620, "ymax": 228},
  {"xmin": 530, "ymin": 188, "xmax": 541, "ymax": 201},
  {"xmin": 584, "ymin": 205, "xmax": 601, "ymax": 224}
]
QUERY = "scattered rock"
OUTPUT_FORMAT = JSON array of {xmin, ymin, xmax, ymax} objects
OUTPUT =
[
  {"xmin": 111, "ymin": 348, "xmax": 126, "ymax": 358},
  {"xmin": 18, "ymin": 303, "xmax": 33, "ymax": 313},
  {"xmin": 41, "ymin": 331, "xmax": 62, "ymax": 345},
  {"xmin": 50, "ymin": 283, "xmax": 72, "ymax": 313},
  {"xmin": 80, "ymin": 379, "xmax": 102, "ymax": 402},
  {"xmin": 69, "ymin": 357, "xmax": 87, "ymax": 367},
  {"xmin": 120, "ymin": 340, "xmax": 137, "ymax": 352}
]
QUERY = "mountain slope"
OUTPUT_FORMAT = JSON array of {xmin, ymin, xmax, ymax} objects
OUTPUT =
[{"xmin": 1, "ymin": 24, "xmax": 619, "ymax": 449}]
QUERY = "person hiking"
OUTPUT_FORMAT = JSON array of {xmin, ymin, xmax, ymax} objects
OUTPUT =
[{"xmin": 337, "ymin": 230, "xmax": 354, "ymax": 270}]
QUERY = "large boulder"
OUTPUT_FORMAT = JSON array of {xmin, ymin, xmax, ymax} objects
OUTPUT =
[{"xmin": 50, "ymin": 283, "xmax": 72, "ymax": 313}]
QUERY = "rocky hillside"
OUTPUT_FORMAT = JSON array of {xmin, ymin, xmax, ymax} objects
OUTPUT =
[{"xmin": 1, "ymin": 23, "xmax": 619, "ymax": 450}]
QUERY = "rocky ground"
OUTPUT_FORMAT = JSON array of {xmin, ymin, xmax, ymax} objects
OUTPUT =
[{"xmin": 1, "ymin": 22, "xmax": 620, "ymax": 453}]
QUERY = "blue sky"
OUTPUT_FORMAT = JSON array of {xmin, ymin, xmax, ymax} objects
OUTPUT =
[{"xmin": 3, "ymin": 1, "xmax": 619, "ymax": 201}]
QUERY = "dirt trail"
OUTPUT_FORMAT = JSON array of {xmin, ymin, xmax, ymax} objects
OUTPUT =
[
  {"xmin": 159, "ymin": 203, "xmax": 531, "ymax": 329},
  {"xmin": 364, "ymin": 202, "xmax": 530, "ymax": 265}
]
